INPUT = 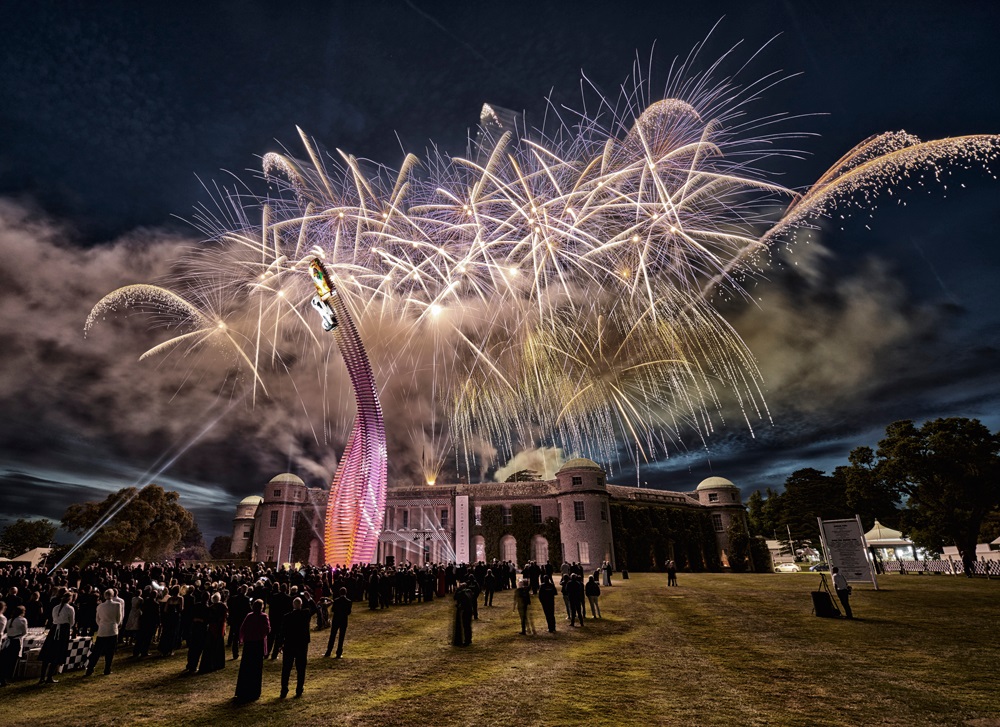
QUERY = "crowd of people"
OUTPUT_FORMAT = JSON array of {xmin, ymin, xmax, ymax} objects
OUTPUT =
[{"xmin": 0, "ymin": 556, "xmax": 616, "ymax": 698}]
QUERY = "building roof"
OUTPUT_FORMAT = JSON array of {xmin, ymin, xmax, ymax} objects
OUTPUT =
[
  {"xmin": 239, "ymin": 495, "xmax": 264, "ymax": 506},
  {"xmin": 696, "ymin": 476, "xmax": 738, "ymax": 491},
  {"xmin": 268, "ymin": 473, "xmax": 305, "ymax": 486},
  {"xmin": 13, "ymin": 547, "xmax": 52, "ymax": 568},
  {"xmin": 557, "ymin": 458, "xmax": 604, "ymax": 473},
  {"xmin": 864, "ymin": 519, "xmax": 911, "ymax": 545},
  {"xmin": 606, "ymin": 484, "xmax": 700, "ymax": 506}
]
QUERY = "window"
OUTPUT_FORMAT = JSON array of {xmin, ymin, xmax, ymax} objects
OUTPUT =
[
  {"xmin": 600, "ymin": 502, "xmax": 608, "ymax": 521},
  {"xmin": 578, "ymin": 541, "xmax": 590, "ymax": 564},
  {"xmin": 571, "ymin": 476, "xmax": 583, "ymax": 487},
  {"xmin": 574, "ymin": 501, "xmax": 585, "ymax": 521},
  {"xmin": 474, "ymin": 506, "xmax": 482, "ymax": 526},
  {"xmin": 274, "ymin": 489, "xmax": 281, "ymax": 498},
  {"xmin": 708, "ymin": 492, "xmax": 719, "ymax": 503},
  {"xmin": 402, "ymin": 510, "xmax": 409, "ymax": 529},
  {"xmin": 532, "ymin": 505, "xmax": 543, "ymax": 524},
  {"xmin": 712, "ymin": 514, "xmax": 724, "ymax": 532},
  {"xmin": 440, "ymin": 509, "xmax": 449, "ymax": 529},
  {"xmin": 732, "ymin": 493, "xmax": 739, "ymax": 502},
  {"xmin": 269, "ymin": 510, "xmax": 279, "ymax": 528},
  {"xmin": 502, "ymin": 506, "xmax": 512, "ymax": 526},
  {"xmin": 243, "ymin": 529, "xmax": 251, "ymax": 539},
  {"xmin": 265, "ymin": 546, "xmax": 274, "ymax": 561}
]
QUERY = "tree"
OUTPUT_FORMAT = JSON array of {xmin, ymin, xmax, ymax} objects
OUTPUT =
[
  {"xmin": 780, "ymin": 468, "xmax": 852, "ymax": 549},
  {"xmin": 209, "ymin": 535, "xmax": 234, "ymax": 560},
  {"xmin": 176, "ymin": 520, "xmax": 208, "ymax": 561},
  {"xmin": 842, "ymin": 453, "xmax": 902, "ymax": 530},
  {"xmin": 746, "ymin": 488, "xmax": 783, "ymax": 538},
  {"xmin": 846, "ymin": 418, "xmax": 1000, "ymax": 574},
  {"xmin": 0, "ymin": 518, "xmax": 57, "ymax": 558},
  {"xmin": 61, "ymin": 484, "xmax": 195, "ymax": 563}
]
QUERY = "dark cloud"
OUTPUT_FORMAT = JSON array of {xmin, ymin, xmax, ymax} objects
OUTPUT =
[{"xmin": 2, "ymin": 3, "xmax": 1000, "ymax": 539}]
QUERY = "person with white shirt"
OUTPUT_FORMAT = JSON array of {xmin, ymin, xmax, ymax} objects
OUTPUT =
[
  {"xmin": 831, "ymin": 567, "xmax": 854, "ymax": 619},
  {"xmin": 86, "ymin": 589, "xmax": 123, "ymax": 676},
  {"xmin": 1, "ymin": 604, "xmax": 28, "ymax": 686},
  {"xmin": 39, "ymin": 591, "xmax": 75, "ymax": 684}
]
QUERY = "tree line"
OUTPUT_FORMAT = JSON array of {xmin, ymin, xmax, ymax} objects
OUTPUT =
[{"xmin": 747, "ymin": 417, "xmax": 1000, "ymax": 573}]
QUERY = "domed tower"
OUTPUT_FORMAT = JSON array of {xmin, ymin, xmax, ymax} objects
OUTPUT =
[
  {"xmin": 254, "ymin": 473, "xmax": 308, "ymax": 565},
  {"xmin": 555, "ymin": 458, "xmax": 615, "ymax": 568},
  {"xmin": 231, "ymin": 495, "xmax": 263, "ymax": 556},
  {"xmin": 695, "ymin": 477, "xmax": 746, "ymax": 565}
]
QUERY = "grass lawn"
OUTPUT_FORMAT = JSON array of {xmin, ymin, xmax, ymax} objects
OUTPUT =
[{"xmin": 5, "ymin": 573, "xmax": 999, "ymax": 726}]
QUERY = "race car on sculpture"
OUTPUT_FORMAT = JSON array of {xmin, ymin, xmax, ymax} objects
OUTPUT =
[{"xmin": 308, "ymin": 258, "xmax": 338, "ymax": 331}]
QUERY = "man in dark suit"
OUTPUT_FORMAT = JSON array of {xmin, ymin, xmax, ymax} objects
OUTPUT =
[
  {"xmin": 279, "ymin": 597, "xmax": 312, "ymax": 698},
  {"xmin": 325, "ymin": 587, "xmax": 353, "ymax": 658},
  {"xmin": 227, "ymin": 585, "xmax": 252, "ymax": 660}
]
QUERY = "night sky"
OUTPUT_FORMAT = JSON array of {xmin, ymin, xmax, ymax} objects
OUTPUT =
[{"xmin": 2, "ymin": 2, "xmax": 999, "ymax": 542}]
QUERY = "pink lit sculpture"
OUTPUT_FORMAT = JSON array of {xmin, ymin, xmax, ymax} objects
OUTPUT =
[{"xmin": 309, "ymin": 259, "xmax": 386, "ymax": 567}]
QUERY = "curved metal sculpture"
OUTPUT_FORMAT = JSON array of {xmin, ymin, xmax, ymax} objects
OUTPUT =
[{"xmin": 309, "ymin": 258, "xmax": 387, "ymax": 567}]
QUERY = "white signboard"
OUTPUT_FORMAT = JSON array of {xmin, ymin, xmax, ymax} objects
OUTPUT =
[
  {"xmin": 455, "ymin": 496, "xmax": 469, "ymax": 564},
  {"xmin": 818, "ymin": 516, "xmax": 877, "ymax": 588}
]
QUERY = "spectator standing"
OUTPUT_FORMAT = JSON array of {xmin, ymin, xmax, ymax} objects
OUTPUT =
[
  {"xmin": 537, "ymin": 576, "xmax": 558, "ymax": 633},
  {"xmin": 513, "ymin": 578, "xmax": 535, "ymax": 635},
  {"xmin": 831, "ymin": 567, "xmax": 854, "ymax": 619},
  {"xmin": 325, "ymin": 587, "xmax": 352, "ymax": 658},
  {"xmin": 280, "ymin": 597, "xmax": 312, "ymax": 698},
  {"xmin": 0, "ymin": 605, "xmax": 27, "ymax": 686},
  {"xmin": 38, "ymin": 591, "xmax": 75, "ymax": 684},
  {"xmin": 227, "ymin": 585, "xmax": 251, "ymax": 661},
  {"xmin": 234, "ymin": 599, "xmax": 270, "ymax": 703},
  {"xmin": 585, "ymin": 576, "xmax": 602, "ymax": 618},
  {"xmin": 567, "ymin": 574, "xmax": 585, "ymax": 627},
  {"xmin": 85, "ymin": 589, "xmax": 123, "ymax": 676},
  {"xmin": 199, "ymin": 592, "xmax": 228, "ymax": 673}
]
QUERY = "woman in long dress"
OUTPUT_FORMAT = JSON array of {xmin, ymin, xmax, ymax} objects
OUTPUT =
[
  {"xmin": 234, "ymin": 599, "xmax": 269, "ymax": 703},
  {"xmin": 38, "ymin": 591, "xmax": 75, "ymax": 684},
  {"xmin": 199, "ymin": 593, "xmax": 228, "ymax": 673}
]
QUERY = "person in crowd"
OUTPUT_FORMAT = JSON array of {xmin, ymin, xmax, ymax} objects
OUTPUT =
[
  {"xmin": 666, "ymin": 560, "xmax": 678, "ymax": 587},
  {"xmin": 268, "ymin": 583, "xmax": 292, "ymax": 659},
  {"xmin": 567, "ymin": 573, "xmax": 585, "ymax": 627},
  {"xmin": 452, "ymin": 579, "xmax": 474, "ymax": 646},
  {"xmin": 199, "ymin": 592, "xmax": 228, "ymax": 673},
  {"xmin": 831, "ymin": 567, "xmax": 854, "ymax": 619},
  {"xmin": 280, "ymin": 597, "xmax": 312, "ymax": 698},
  {"xmin": 159, "ymin": 584, "xmax": 184, "ymax": 657},
  {"xmin": 85, "ymin": 588, "xmax": 123, "ymax": 676},
  {"xmin": 513, "ymin": 577, "xmax": 534, "ymax": 635},
  {"xmin": 482, "ymin": 568, "xmax": 496, "ymax": 607},
  {"xmin": 122, "ymin": 590, "xmax": 142, "ymax": 646},
  {"xmin": 585, "ymin": 575, "xmax": 602, "ymax": 618},
  {"xmin": 185, "ymin": 590, "xmax": 210, "ymax": 673},
  {"xmin": 602, "ymin": 561, "xmax": 613, "ymax": 587},
  {"xmin": 325, "ymin": 587, "xmax": 352, "ymax": 659},
  {"xmin": 537, "ymin": 575, "xmax": 558, "ymax": 633},
  {"xmin": 0, "ymin": 604, "xmax": 27, "ymax": 686},
  {"xmin": 38, "ymin": 590, "xmax": 75, "ymax": 684},
  {"xmin": 134, "ymin": 587, "xmax": 159, "ymax": 658},
  {"xmin": 26, "ymin": 591, "xmax": 45, "ymax": 628},
  {"xmin": 560, "ymin": 574, "xmax": 573, "ymax": 621},
  {"xmin": 227, "ymin": 584, "xmax": 251, "ymax": 661},
  {"xmin": 234, "ymin": 599, "xmax": 269, "ymax": 703}
]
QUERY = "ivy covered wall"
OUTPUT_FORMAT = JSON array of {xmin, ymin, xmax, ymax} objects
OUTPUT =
[
  {"xmin": 610, "ymin": 503, "xmax": 722, "ymax": 572},
  {"xmin": 471, "ymin": 503, "xmax": 562, "ymax": 566}
]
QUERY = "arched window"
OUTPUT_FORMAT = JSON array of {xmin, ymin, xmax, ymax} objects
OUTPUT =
[
  {"xmin": 531, "ymin": 534, "xmax": 549, "ymax": 564},
  {"xmin": 500, "ymin": 534, "xmax": 517, "ymax": 562}
]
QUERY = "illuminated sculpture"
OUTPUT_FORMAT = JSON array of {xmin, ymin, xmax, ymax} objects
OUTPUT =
[{"xmin": 308, "ymin": 258, "xmax": 387, "ymax": 567}]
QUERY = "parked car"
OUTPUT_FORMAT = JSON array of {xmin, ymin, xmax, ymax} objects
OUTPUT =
[
  {"xmin": 809, "ymin": 562, "xmax": 829, "ymax": 572},
  {"xmin": 774, "ymin": 562, "xmax": 800, "ymax": 573}
]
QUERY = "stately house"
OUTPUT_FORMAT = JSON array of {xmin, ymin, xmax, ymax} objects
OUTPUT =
[{"xmin": 231, "ymin": 459, "xmax": 747, "ymax": 571}]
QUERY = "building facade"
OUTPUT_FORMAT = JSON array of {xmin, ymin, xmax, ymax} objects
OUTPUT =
[{"xmin": 232, "ymin": 460, "xmax": 747, "ymax": 569}]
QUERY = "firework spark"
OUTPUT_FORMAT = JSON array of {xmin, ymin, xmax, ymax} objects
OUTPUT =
[{"xmin": 87, "ymin": 57, "xmax": 1000, "ymax": 474}]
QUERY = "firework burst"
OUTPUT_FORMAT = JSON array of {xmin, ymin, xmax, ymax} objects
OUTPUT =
[{"xmin": 87, "ymin": 53, "xmax": 1000, "ymax": 474}]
